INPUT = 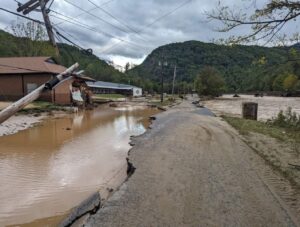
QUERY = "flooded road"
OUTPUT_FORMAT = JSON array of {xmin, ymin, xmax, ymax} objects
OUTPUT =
[{"xmin": 0, "ymin": 104, "xmax": 160, "ymax": 226}]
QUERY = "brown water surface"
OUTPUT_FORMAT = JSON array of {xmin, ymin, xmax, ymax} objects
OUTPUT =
[{"xmin": 0, "ymin": 105, "xmax": 159, "ymax": 226}]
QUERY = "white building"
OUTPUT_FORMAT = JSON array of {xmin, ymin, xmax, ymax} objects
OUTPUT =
[{"xmin": 87, "ymin": 81, "xmax": 143, "ymax": 97}]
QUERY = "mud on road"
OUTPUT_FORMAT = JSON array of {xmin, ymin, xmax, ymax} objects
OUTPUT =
[{"xmin": 85, "ymin": 100, "xmax": 299, "ymax": 227}]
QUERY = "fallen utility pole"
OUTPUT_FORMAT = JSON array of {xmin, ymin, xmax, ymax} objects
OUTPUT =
[{"xmin": 0, "ymin": 63, "xmax": 79, "ymax": 124}]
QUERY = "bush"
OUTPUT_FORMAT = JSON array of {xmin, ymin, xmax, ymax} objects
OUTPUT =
[{"xmin": 270, "ymin": 107, "xmax": 300, "ymax": 129}]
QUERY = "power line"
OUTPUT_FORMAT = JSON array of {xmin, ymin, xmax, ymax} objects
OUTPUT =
[
  {"xmin": 97, "ymin": 0, "xmax": 193, "ymax": 54},
  {"xmin": 87, "ymin": 0, "xmax": 142, "ymax": 37},
  {"xmin": 0, "ymin": 6, "xmax": 86, "ymax": 58},
  {"xmin": 63, "ymin": 0, "xmax": 130, "ymax": 35},
  {"xmin": 0, "ymin": 7, "xmax": 45, "ymax": 25},
  {"xmin": 140, "ymin": 0, "xmax": 192, "ymax": 32},
  {"xmin": 54, "ymin": 32, "xmax": 77, "ymax": 62},
  {"xmin": 55, "ymin": 25, "xmax": 86, "ymax": 47},
  {"xmin": 53, "ymin": 0, "xmax": 115, "ymax": 26},
  {"xmin": 48, "ymin": 0, "xmax": 55, "ymax": 9},
  {"xmin": 50, "ymin": 12, "xmax": 144, "ymax": 49}
]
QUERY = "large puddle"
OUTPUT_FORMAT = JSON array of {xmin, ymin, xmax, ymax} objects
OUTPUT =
[{"xmin": 0, "ymin": 104, "xmax": 160, "ymax": 226}]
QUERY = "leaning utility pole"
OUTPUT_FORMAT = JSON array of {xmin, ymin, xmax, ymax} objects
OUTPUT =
[
  {"xmin": 17, "ymin": 0, "xmax": 59, "ymax": 54},
  {"xmin": 39, "ymin": 0, "xmax": 57, "ymax": 49}
]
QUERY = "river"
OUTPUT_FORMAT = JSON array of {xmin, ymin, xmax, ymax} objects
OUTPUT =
[{"xmin": 0, "ymin": 104, "xmax": 160, "ymax": 226}]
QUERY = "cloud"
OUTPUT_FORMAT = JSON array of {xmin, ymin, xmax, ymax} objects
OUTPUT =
[{"xmin": 0, "ymin": 0, "xmax": 298, "ymax": 66}]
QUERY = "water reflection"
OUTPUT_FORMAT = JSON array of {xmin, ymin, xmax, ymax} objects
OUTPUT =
[{"xmin": 0, "ymin": 105, "xmax": 159, "ymax": 226}]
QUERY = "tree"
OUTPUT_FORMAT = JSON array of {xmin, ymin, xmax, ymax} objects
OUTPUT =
[
  {"xmin": 283, "ymin": 73, "xmax": 298, "ymax": 91},
  {"xmin": 208, "ymin": 1, "xmax": 300, "ymax": 45},
  {"xmin": 195, "ymin": 66, "xmax": 225, "ymax": 96},
  {"xmin": 10, "ymin": 20, "xmax": 55, "ymax": 56},
  {"xmin": 273, "ymin": 73, "xmax": 288, "ymax": 91},
  {"xmin": 125, "ymin": 62, "xmax": 130, "ymax": 73}
]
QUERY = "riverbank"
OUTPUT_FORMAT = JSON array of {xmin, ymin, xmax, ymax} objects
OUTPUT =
[{"xmin": 84, "ymin": 99, "xmax": 299, "ymax": 226}]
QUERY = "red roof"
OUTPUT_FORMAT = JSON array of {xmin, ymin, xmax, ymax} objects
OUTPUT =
[{"xmin": 0, "ymin": 57, "xmax": 67, "ymax": 74}]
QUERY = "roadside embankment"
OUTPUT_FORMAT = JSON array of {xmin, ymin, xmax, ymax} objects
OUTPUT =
[{"xmin": 224, "ymin": 116, "xmax": 300, "ymax": 188}]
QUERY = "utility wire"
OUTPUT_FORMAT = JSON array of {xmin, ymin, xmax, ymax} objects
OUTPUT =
[
  {"xmin": 48, "ymin": 0, "xmax": 55, "ymax": 9},
  {"xmin": 0, "ymin": 7, "xmax": 87, "ymax": 58},
  {"xmin": 98, "ymin": 0, "xmax": 193, "ymax": 54},
  {"xmin": 50, "ymin": 13, "xmax": 144, "ymax": 49},
  {"xmin": 53, "ymin": 0, "xmax": 115, "ymax": 26},
  {"xmin": 63, "ymin": 0, "xmax": 130, "ymax": 34},
  {"xmin": 0, "ymin": 7, "xmax": 45, "ymax": 25},
  {"xmin": 55, "ymin": 25, "xmax": 86, "ymax": 47},
  {"xmin": 141, "ymin": 0, "xmax": 192, "ymax": 31},
  {"xmin": 54, "ymin": 32, "xmax": 77, "ymax": 62},
  {"xmin": 87, "ymin": 0, "xmax": 143, "ymax": 38}
]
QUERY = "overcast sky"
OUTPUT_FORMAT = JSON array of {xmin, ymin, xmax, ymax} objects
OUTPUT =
[{"xmin": 0, "ymin": 0, "xmax": 298, "ymax": 67}]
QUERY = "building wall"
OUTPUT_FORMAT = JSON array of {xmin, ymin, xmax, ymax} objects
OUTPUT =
[
  {"xmin": 133, "ymin": 87, "xmax": 142, "ymax": 97},
  {"xmin": 0, "ymin": 73, "xmax": 72, "ymax": 105},
  {"xmin": 0, "ymin": 74, "xmax": 23, "ymax": 100},
  {"xmin": 23, "ymin": 74, "xmax": 53, "ymax": 102},
  {"xmin": 54, "ymin": 78, "xmax": 72, "ymax": 105}
]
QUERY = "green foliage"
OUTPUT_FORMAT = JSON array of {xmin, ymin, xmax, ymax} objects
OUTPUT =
[
  {"xmin": 129, "ymin": 41, "xmax": 300, "ymax": 93},
  {"xmin": 0, "ymin": 26, "xmax": 132, "ymax": 85},
  {"xmin": 273, "ymin": 73, "xmax": 289, "ymax": 91},
  {"xmin": 283, "ymin": 74, "xmax": 298, "ymax": 91},
  {"xmin": 195, "ymin": 66, "xmax": 225, "ymax": 96},
  {"xmin": 270, "ymin": 107, "xmax": 300, "ymax": 130}
]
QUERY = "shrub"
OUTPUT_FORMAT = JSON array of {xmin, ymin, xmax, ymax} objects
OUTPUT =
[{"xmin": 270, "ymin": 107, "xmax": 300, "ymax": 130}]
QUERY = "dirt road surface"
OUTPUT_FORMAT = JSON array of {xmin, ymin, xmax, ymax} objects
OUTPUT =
[{"xmin": 85, "ymin": 99, "xmax": 298, "ymax": 227}]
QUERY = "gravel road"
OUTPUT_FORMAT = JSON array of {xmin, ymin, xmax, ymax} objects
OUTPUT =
[{"xmin": 85, "ymin": 99, "xmax": 298, "ymax": 227}]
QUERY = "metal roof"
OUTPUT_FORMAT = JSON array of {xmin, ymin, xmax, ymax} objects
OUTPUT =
[
  {"xmin": 0, "ymin": 57, "xmax": 66, "ymax": 74},
  {"xmin": 87, "ymin": 81, "xmax": 140, "ymax": 90}
]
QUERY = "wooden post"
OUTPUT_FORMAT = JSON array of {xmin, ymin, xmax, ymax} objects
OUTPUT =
[
  {"xmin": 172, "ymin": 65, "xmax": 176, "ymax": 96},
  {"xmin": 242, "ymin": 102, "xmax": 258, "ymax": 120},
  {"xmin": 39, "ymin": 0, "xmax": 58, "ymax": 54},
  {"xmin": 0, "ymin": 63, "xmax": 79, "ymax": 124}
]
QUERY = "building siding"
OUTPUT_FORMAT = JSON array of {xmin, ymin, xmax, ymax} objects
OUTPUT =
[
  {"xmin": 0, "ymin": 74, "xmax": 24, "ymax": 100},
  {"xmin": 0, "ymin": 73, "xmax": 72, "ymax": 105}
]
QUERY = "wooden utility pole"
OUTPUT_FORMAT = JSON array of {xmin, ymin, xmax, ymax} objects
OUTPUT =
[
  {"xmin": 172, "ymin": 65, "xmax": 177, "ymax": 96},
  {"xmin": 17, "ymin": 0, "xmax": 59, "ymax": 54},
  {"xmin": 159, "ymin": 61, "xmax": 164, "ymax": 103},
  {"xmin": 0, "ymin": 63, "xmax": 79, "ymax": 124},
  {"xmin": 39, "ymin": 0, "xmax": 57, "ymax": 49}
]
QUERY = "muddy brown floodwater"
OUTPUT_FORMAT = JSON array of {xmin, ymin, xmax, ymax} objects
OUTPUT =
[{"xmin": 0, "ymin": 104, "xmax": 160, "ymax": 226}]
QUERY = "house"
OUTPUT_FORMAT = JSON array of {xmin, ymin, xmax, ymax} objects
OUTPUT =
[
  {"xmin": 0, "ymin": 56, "xmax": 94, "ymax": 105},
  {"xmin": 87, "ymin": 81, "xmax": 143, "ymax": 97}
]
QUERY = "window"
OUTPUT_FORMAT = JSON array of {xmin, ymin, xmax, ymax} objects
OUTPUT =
[{"xmin": 27, "ymin": 83, "xmax": 38, "ymax": 94}]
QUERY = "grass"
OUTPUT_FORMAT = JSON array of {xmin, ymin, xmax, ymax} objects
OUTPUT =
[
  {"xmin": 223, "ymin": 116, "xmax": 300, "ymax": 143},
  {"xmin": 93, "ymin": 94, "xmax": 125, "ymax": 99},
  {"xmin": 19, "ymin": 101, "xmax": 66, "ymax": 114}
]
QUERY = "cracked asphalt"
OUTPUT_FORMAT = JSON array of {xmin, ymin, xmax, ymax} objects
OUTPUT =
[{"xmin": 85, "ymin": 99, "xmax": 298, "ymax": 227}]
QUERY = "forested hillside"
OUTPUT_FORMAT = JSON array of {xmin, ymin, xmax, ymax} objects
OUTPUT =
[
  {"xmin": 1, "ymin": 28, "xmax": 300, "ymax": 94},
  {"xmin": 0, "ymin": 29, "xmax": 130, "ymax": 83},
  {"xmin": 129, "ymin": 41, "xmax": 300, "ymax": 93}
]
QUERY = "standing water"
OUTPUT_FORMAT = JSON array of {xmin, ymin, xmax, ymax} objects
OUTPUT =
[{"xmin": 0, "ymin": 105, "xmax": 160, "ymax": 226}]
